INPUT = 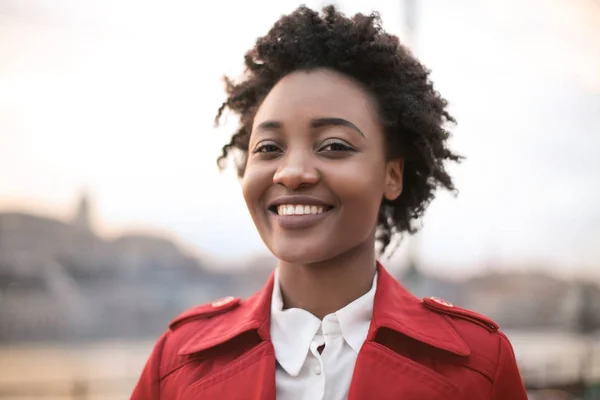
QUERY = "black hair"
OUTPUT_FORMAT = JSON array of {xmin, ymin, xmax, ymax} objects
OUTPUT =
[{"xmin": 215, "ymin": 5, "xmax": 462, "ymax": 254}]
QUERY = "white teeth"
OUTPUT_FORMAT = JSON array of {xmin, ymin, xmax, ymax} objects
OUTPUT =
[{"xmin": 277, "ymin": 204, "xmax": 326, "ymax": 216}]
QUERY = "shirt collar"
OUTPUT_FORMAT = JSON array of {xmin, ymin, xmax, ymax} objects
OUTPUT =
[
  {"xmin": 336, "ymin": 274, "xmax": 377, "ymax": 352},
  {"xmin": 270, "ymin": 267, "xmax": 377, "ymax": 376}
]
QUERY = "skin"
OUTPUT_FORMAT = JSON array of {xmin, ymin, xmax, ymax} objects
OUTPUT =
[{"xmin": 242, "ymin": 68, "xmax": 403, "ymax": 319}]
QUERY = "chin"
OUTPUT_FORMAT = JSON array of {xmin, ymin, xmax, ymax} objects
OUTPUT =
[{"xmin": 269, "ymin": 242, "xmax": 336, "ymax": 266}]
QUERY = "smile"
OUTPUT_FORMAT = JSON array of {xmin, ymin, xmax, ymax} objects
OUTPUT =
[
  {"xmin": 276, "ymin": 204, "xmax": 325, "ymax": 216},
  {"xmin": 267, "ymin": 196, "xmax": 334, "ymax": 229}
]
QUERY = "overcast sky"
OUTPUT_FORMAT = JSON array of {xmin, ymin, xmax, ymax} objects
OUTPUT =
[{"xmin": 1, "ymin": 0, "xmax": 599, "ymax": 278}]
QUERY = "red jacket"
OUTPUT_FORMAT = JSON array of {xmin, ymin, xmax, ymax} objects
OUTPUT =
[{"xmin": 131, "ymin": 264, "xmax": 527, "ymax": 399}]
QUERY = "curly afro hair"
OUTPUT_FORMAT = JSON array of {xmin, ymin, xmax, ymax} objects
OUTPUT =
[{"xmin": 215, "ymin": 5, "xmax": 462, "ymax": 254}]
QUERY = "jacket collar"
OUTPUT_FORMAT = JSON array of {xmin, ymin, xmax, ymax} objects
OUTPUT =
[
  {"xmin": 178, "ymin": 275, "xmax": 274, "ymax": 356},
  {"xmin": 369, "ymin": 264, "xmax": 470, "ymax": 356},
  {"xmin": 179, "ymin": 262, "xmax": 470, "ymax": 357}
]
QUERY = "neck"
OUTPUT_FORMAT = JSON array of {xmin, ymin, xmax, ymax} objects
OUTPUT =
[{"xmin": 277, "ymin": 241, "xmax": 378, "ymax": 319}]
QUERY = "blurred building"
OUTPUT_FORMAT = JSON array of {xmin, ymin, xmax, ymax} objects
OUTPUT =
[
  {"xmin": 399, "ymin": 260, "xmax": 600, "ymax": 333},
  {"xmin": 0, "ymin": 194, "xmax": 245, "ymax": 342}
]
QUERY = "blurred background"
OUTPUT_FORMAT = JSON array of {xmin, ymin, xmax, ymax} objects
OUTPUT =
[{"xmin": 1, "ymin": 0, "xmax": 599, "ymax": 398}]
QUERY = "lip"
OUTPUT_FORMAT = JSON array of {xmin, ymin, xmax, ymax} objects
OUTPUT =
[
  {"xmin": 270, "ymin": 209, "xmax": 332, "ymax": 230},
  {"xmin": 266, "ymin": 195, "xmax": 334, "ymax": 230}
]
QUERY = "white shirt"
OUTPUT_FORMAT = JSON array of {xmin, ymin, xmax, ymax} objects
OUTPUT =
[{"xmin": 270, "ymin": 268, "xmax": 377, "ymax": 400}]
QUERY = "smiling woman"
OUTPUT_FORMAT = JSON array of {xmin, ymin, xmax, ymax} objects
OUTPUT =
[
  {"xmin": 243, "ymin": 69, "xmax": 401, "ymax": 266},
  {"xmin": 131, "ymin": 5, "xmax": 528, "ymax": 400}
]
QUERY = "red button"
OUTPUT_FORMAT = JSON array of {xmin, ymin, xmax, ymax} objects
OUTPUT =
[
  {"xmin": 429, "ymin": 297, "xmax": 454, "ymax": 308},
  {"xmin": 211, "ymin": 296, "xmax": 236, "ymax": 308}
]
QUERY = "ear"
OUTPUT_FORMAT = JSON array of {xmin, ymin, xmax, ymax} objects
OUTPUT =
[{"xmin": 383, "ymin": 158, "xmax": 404, "ymax": 201}]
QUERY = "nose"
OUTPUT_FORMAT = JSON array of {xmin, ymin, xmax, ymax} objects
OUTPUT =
[{"xmin": 273, "ymin": 151, "xmax": 319, "ymax": 190}]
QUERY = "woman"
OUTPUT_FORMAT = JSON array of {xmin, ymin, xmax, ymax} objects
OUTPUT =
[{"xmin": 132, "ymin": 5, "xmax": 527, "ymax": 399}]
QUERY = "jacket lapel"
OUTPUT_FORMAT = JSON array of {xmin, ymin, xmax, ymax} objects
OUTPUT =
[
  {"xmin": 179, "ymin": 274, "xmax": 277, "ymax": 400},
  {"xmin": 348, "ymin": 264, "xmax": 468, "ymax": 399},
  {"xmin": 349, "ymin": 341, "xmax": 461, "ymax": 399},
  {"xmin": 182, "ymin": 341, "xmax": 276, "ymax": 400}
]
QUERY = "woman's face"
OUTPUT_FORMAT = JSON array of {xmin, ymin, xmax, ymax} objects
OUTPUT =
[{"xmin": 242, "ymin": 68, "xmax": 403, "ymax": 265}]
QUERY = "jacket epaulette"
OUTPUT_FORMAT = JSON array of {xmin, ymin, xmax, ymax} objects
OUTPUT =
[
  {"xmin": 423, "ymin": 296, "xmax": 499, "ymax": 333},
  {"xmin": 169, "ymin": 296, "xmax": 241, "ymax": 330}
]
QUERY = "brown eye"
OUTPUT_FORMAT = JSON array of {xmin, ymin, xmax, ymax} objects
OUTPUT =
[
  {"xmin": 253, "ymin": 143, "xmax": 281, "ymax": 154},
  {"xmin": 319, "ymin": 140, "xmax": 355, "ymax": 152}
]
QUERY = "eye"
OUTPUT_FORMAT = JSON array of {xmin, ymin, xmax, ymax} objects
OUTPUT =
[
  {"xmin": 318, "ymin": 140, "xmax": 355, "ymax": 153},
  {"xmin": 251, "ymin": 141, "xmax": 283, "ymax": 159},
  {"xmin": 252, "ymin": 142, "xmax": 281, "ymax": 154}
]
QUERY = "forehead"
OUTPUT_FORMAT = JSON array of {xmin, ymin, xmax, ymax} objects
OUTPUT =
[{"xmin": 253, "ymin": 68, "xmax": 379, "ymax": 127}]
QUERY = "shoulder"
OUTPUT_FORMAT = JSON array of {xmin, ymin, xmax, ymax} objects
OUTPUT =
[
  {"xmin": 423, "ymin": 296, "xmax": 499, "ymax": 333},
  {"xmin": 422, "ymin": 296, "xmax": 526, "ymax": 397},
  {"xmin": 168, "ymin": 296, "xmax": 242, "ymax": 330},
  {"xmin": 422, "ymin": 296, "xmax": 518, "ymax": 380},
  {"xmin": 165, "ymin": 295, "xmax": 244, "ymax": 346},
  {"xmin": 150, "ymin": 296, "xmax": 244, "ymax": 376}
]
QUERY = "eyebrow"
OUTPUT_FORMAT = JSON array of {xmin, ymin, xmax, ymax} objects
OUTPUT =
[
  {"xmin": 255, "ymin": 117, "xmax": 365, "ymax": 137},
  {"xmin": 311, "ymin": 117, "xmax": 365, "ymax": 137}
]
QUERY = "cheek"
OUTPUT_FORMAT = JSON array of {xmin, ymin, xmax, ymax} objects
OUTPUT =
[
  {"xmin": 327, "ymin": 158, "xmax": 386, "ymax": 213},
  {"xmin": 241, "ymin": 164, "xmax": 270, "ymax": 213},
  {"xmin": 241, "ymin": 177, "xmax": 257, "ymax": 212}
]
